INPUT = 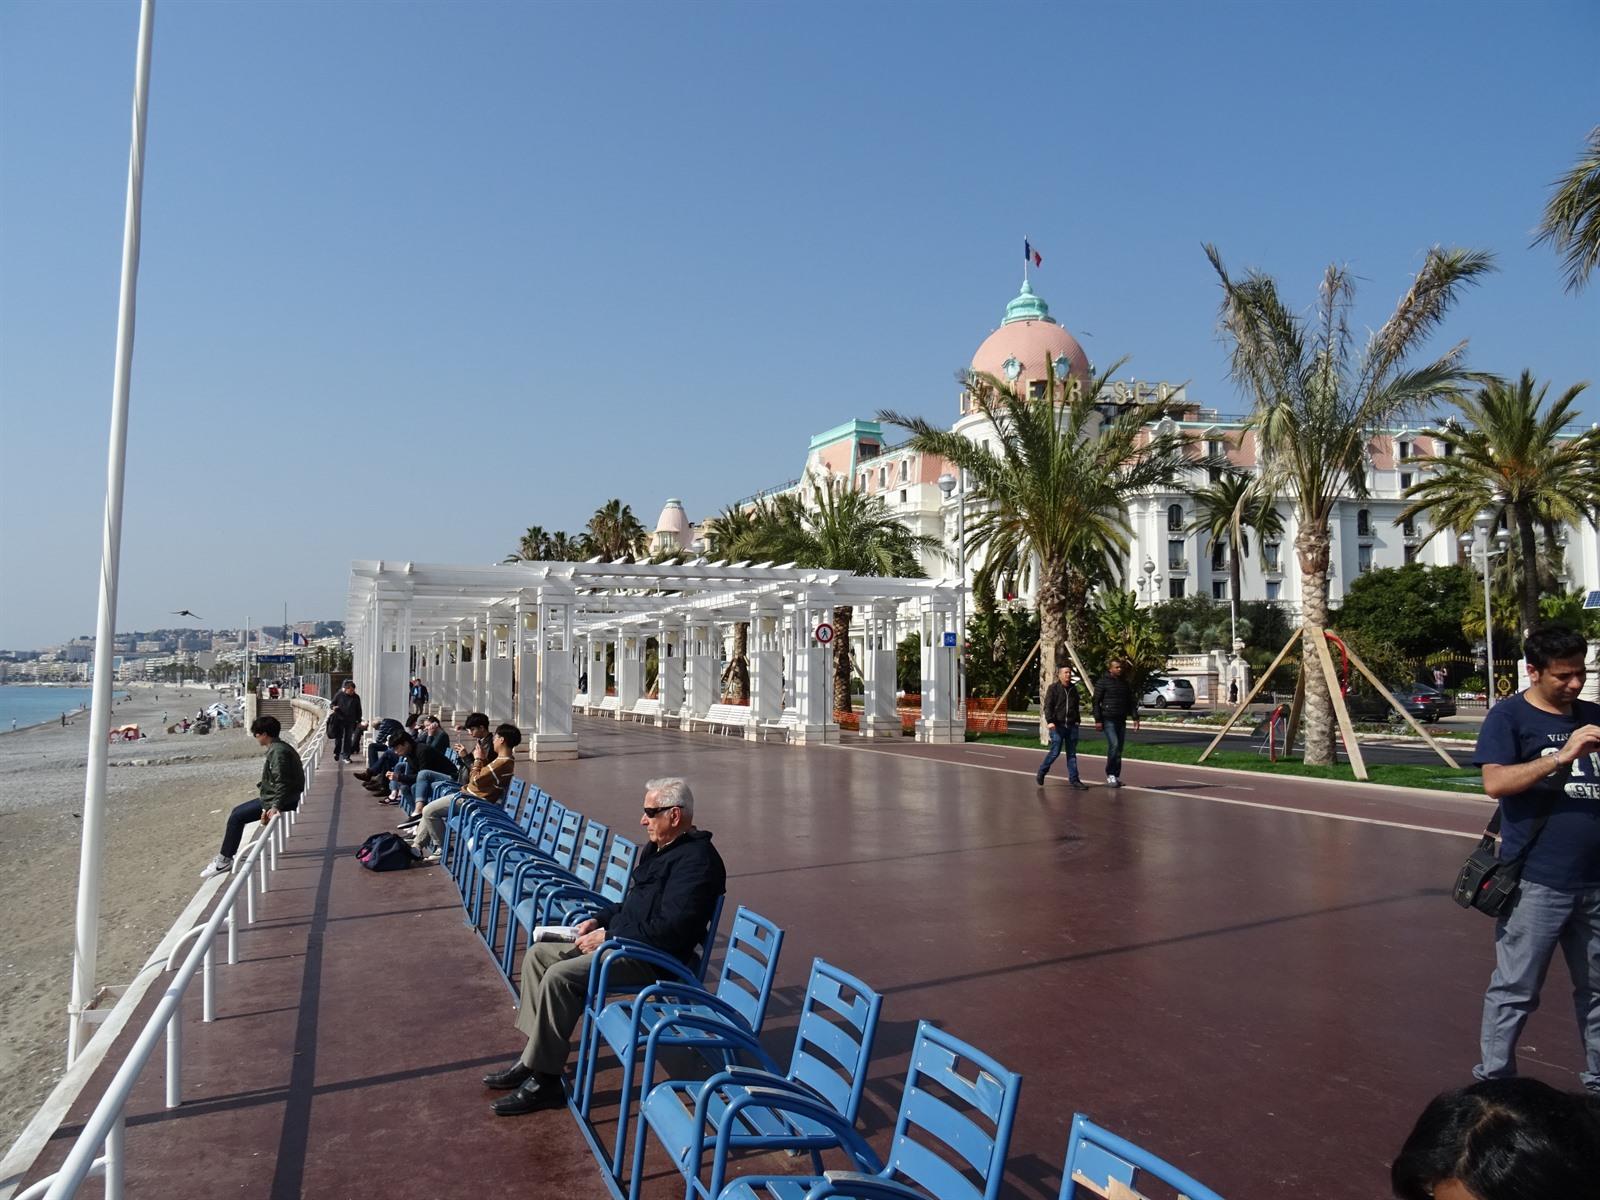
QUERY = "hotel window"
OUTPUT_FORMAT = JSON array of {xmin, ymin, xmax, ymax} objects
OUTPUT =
[
  {"xmin": 1208, "ymin": 465, "xmax": 1223, "ymax": 484},
  {"xmin": 1168, "ymin": 539, "xmax": 1185, "ymax": 570},
  {"xmin": 1169, "ymin": 578, "xmax": 1186, "ymax": 599},
  {"xmin": 1404, "ymin": 544, "xmax": 1419, "ymax": 564},
  {"xmin": 1358, "ymin": 544, "xmax": 1373, "ymax": 574},
  {"xmin": 878, "ymin": 467, "xmax": 887, "ymax": 489},
  {"xmin": 1441, "ymin": 440, "xmax": 1453, "ymax": 457},
  {"xmin": 1264, "ymin": 542, "xmax": 1281, "ymax": 571},
  {"xmin": 899, "ymin": 489, "xmax": 907, "ymax": 504},
  {"xmin": 1400, "ymin": 471, "xmax": 1413, "ymax": 491},
  {"xmin": 1206, "ymin": 438, "xmax": 1225, "ymax": 459},
  {"xmin": 1398, "ymin": 440, "xmax": 1412, "ymax": 460},
  {"xmin": 1167, "ymin": 504, "xmax": 1184, "ymax": 532},
  {"xmin": 1211, "ymin": 541, "xmax": 1227, "ymax": 571},
  {"xmin": 1357, "ymin": 509, "xmax": 1372, "ymax": 537},
  {"xmin": 1212, "ymin": 580, "xmax": 1227, "ymax": 600},
  {"xmin": 1403, "ymin": 516, "xmax": 1417, "ymax": 537},
  {"xmin": 1266, "ymin": 580, "xmax": 1281, "ymax": 601},
  {"xmin": 899, "ymin": 460, "xmax": 908, "ymax": 483}
]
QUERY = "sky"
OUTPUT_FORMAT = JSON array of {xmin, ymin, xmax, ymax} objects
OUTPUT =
[{"xmin": 1, "ymin": 0, "xmax": 1596, "ymax": 650}]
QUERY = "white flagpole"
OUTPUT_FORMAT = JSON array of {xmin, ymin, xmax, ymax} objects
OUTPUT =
[{"xmin": 68, "ymin": 0, "xmax": 157, "ymax": 1065}]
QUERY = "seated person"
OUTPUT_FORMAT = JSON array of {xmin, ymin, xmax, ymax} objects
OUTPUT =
[
  {"xmin": 1391, "ymin": 1077, "xmax": 1600, "ymax": 1199},
  {"xmin": 199, "ymin": 716, "xmax": 305, "ymax": 878},
  {"xmin": 483, "ymin": 777, "xmax": 726, "ymax": 1116},
  {"xmin": 404, "ymin": 722, "xmax": 518, "ymax": 860},
  {"xmin": 357, "ymin": 716, "xmax": 409, "ymax": 777},
  {"xmin": 411, "ymin": 712, "xmax": 488, "ymax": 805}
]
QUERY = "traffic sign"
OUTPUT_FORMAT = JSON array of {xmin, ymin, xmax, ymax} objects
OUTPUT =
[
  {"xmin": 814, "ymin": 623, "xmax": 834, "ymax": 644},
  {"xmin": 943, "ymin": 631, "xmax": 957, "ymax": 647}
]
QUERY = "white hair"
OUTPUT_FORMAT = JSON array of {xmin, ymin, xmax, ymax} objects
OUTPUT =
[{"xmin": 644, "ymin": 776, "xmax": 694, "ymax": 818}]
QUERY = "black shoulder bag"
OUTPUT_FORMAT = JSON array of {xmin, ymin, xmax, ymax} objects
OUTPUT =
[{"xmin": 1452, "ymin": 805, "xmax": 1551, "ymax": 919}]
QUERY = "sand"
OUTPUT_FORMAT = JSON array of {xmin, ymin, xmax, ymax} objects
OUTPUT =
[{"xmin": 0, "ymin": 686, "xmax": 279, "ymax": 1150}]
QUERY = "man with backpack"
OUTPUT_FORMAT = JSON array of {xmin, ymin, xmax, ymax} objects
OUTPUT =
[{"xmin": 200, "ymin": 715, "xmax": 304, "ymax": 878}]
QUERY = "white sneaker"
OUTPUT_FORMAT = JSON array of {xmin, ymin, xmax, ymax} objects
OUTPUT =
[
  {"xmin": 1106, "ymin": 775, "xmax": 1120, "ymax": 787},
  {"xmin": 199, "ymin": 855, "xmax": 232, "ymax": 879}
]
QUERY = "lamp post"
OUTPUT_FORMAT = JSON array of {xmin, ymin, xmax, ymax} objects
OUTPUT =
[
  {"xmin": 1461, "ymin": 518, "xmax": 1511, "ymax": 708},
  {"xmin": 937, "ymin": 472, "xmax": 967, "ymax": 727},
  {"xmin": 1139, "ymin": 557, "xmax": 1162, "ymax": 607}
]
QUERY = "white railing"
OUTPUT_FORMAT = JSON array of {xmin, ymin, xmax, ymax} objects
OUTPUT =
[{"xmin": 18, "ymin": 722, "xmax": 327, "ymax": 1200}]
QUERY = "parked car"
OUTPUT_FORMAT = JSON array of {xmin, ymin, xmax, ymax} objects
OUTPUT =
[
  {"xmin": 1400, "ymin": 682, "xmax": 1456, "ymax": 718},
  {"xmin": 1140, "ymin": 677, "xmax": 1196, "ymax": 709},
  {"xmin": 1344, "ymin": 688, "xmax": 1439, "ymax": 724}
]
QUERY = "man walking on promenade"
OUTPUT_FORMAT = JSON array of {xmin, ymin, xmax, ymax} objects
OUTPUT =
[
  {"xmin": 482, "ymin": 777, "xmax": 726, "ymax": 1116},
  {"xmin": 329, "ymin": 679, "xmax": 362, "ymax": 763},
  {"xmin": 1472, "ymin": 623, "xmax": 1600, "ymax": 1095},
  {"xmin": 1036, "ymin": 665, "xmax": 1087, "ymax": 789},
  {"xmin": 1091, "ymin": 658, "xmax": 1138, "ymax": 788},
  {"xmin": 200, "ymin": 715, "xmax": 304, "ymax": 878}
]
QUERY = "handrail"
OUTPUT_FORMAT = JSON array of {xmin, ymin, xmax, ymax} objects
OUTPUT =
[{"xmin": 33, "ymin": 722, "xmax": 326, "ymax": 1199}]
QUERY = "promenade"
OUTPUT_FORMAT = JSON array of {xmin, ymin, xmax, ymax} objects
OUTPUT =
[{"xmin": 14, "ymin": 715, "xmax": 1562, "ymax": 1200}]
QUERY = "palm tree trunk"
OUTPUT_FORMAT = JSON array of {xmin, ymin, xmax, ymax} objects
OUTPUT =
[
  {"xmin": 728, "ymin": 622, "xmax": 750, "ymax": 702},
  {"xmin": 1229, "ymin": 536, "xmax": 1243, "ymax": 616},
  {"xmin": 1037, "ymin": 561, "xmax": 1069, "ymax": 739},
  {"xmin": 1063, "ymin": 568, "xmax": 1094, "ymax": 657},
  {"xmin": 832, "ymin": 605, "xmax": 854, "ymax": 714},
  {"xmin": 1295, "ymin": 522, "xmax": 1337, "ymax": 766},
  {"xmin": 1513, "ymin": 502, "xmax": 1540, "ymax": 639}
]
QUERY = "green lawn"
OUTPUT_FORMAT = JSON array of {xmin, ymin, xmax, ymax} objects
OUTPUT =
[{"xmin": 971, "ymin": 731, "xmax": 1484, "ymax": 792}]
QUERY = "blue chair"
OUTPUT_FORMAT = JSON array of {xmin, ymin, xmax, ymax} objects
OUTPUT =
[
  {"xmin": 539, "ymin": 835, "xmax": 638, "ymax": 927},
  {"xmin": 715, "ymin": 1022, "xmax": 1022, "ymax": 1200},
  {"xmin": 491, "ymin": 819, "xmax": 610, "ymax": 975},
  {"xmin": 1059, "ymin": 1114, "xmax": 1225, "ymax": 1200},
  {"xmin": 635, "ymin": 959, "xmax": 883, "ymax": 1200},
  {"xmin": 459, "ymin": 797, "xmax": 563, "ymax": 919},
  {"xmin": 794, "ymin": 1180, "xmax": 930, "ymax": 1200},
  {"xmin": 471, "ymin": 804, "xmax": 578, "ymax": 929},
  {"xmin": 442, "ymin": 782, "xmax": 546, "ymax": 882}
]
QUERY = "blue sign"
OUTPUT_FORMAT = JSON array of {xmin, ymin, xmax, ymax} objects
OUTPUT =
[
  {"xmin": 257, "ymin": 653, "xmax": 295, "ymax": 663},
  {"xmin": 942, "ymin": 632, "xmax": 957, "ymax": 648}
]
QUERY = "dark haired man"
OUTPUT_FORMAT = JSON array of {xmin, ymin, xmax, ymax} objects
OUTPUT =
[
  {"xmin": 329, "ymin": 679, "xmax": 363, "ymax": 763},
  {"xmin": 1472, "ymin": 623, "xmax": 1600, "ymax": 1095},
  {"xmin": 199, "ymin": 715, "xmax": 305, "ymax": 878},
  {"xmin": 406, "ymin": 722, "xmax": 520, "ymax": 861},
  {"xmin": 1091, "ymin": 658, "xmax": 1138, "ymax": 788},
  {"xmin": 1036, "ymin": 664, "xmax": 1087, "ymax": 789},
  {"xmin": 412, "ymin": 712, "xmax": 489, "ymax": 807}
]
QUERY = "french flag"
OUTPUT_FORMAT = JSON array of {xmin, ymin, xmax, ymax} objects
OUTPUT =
[
  {"xmin": 1024, "ymin": 239, "xmax": 1042, "ymax": 268},
  {"xmin": 292, "ymin": 631, "xmax": 309, "ymax": 647}
]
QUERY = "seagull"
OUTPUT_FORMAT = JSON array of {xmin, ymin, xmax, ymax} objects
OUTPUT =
[{"xmin": 171, "ymin": 609, "xmax": 203, "ymax": 620}]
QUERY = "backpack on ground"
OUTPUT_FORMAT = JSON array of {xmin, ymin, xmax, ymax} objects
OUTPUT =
[{"xmin": 356, "ymin": 831, "xmax": 413, "ymax": 871}]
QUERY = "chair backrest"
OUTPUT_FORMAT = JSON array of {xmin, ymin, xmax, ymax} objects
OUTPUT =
[
  {"xmin": 505, "ymin": 776, "xmax": 527, "ymax": 813},
  {"xmin": 885, "ymin": 1022, "xmax": 1022, "ymax": 1200},
  {"xmin": 537, "ymin": 800, "xmax": 567, "ymax": 857},
  {"xmin": 803, "ymin": 1179, "xmax": 930, "ymax": 1200},
  {"xmin": 597, "ymin": 837, "xmax": 637, "ymax": 903},
  {"xmin": 691, "ymin": 893, "xmax": 726, "ymax": 983},
  {"xmin": 550, "ymin": 808, "xmax": 583, "ymax": 871},
  {"xmin": 519, "ymin": 788, "xmax": 549, "ymax": 836},
  {"xmin": 786, "ymin": 959, "xmax": 883, "ymax": 1124},
  {"xmin": 570, "ymin": 820, "xmax": 608, "ymax": 890},
  {"xmin": 1059, "ymin": 1114, "xmax": 1224, "ymax": 1200},
  {"xmin": 711, "ymin": 906, "xmax": 784, "ymax": 1034}
]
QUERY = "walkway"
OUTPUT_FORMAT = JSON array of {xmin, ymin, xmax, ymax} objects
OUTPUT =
[{"xmin": 18, "ymin": 716, "xmax": 1573, "ymax": 1200}]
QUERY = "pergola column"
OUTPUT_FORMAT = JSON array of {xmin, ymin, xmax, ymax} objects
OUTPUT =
[
  {"xmin": 586, "ymin": 634, "xmax": 609, "ymax": 710},
  {"xmin": 513, "ymin": 594, "xmax": 538, "ymax": 742},
  {"xmin": 450, "ymin": 620, "xmax": 469, "ymax": 722},
  {"xmin": 917, "ymin": 593, "xmax": 962, "ymax": 744},
  {"xmin": 470, "ymin": 615, "xmax": 488, "ymax": 717},
  {"xmin": 859, "ymin": 601, "xmax": 900, "ymax": 738},
  {"xmin": 681, "ymin": 619, "xmax": 717, "ymax": 728},
  {"xmin": 529, "ymin": 583, "xmax": 577, "ymax": 761},
  {"xmin": 747, "ymin": 598, "xmax": 783, "ymax": 739},
  {"xmin": 656, "ymin": 617, "xmax": 684, "ymax": 727},
  {"xmin": 616, "ymin": 632, "xmax": 644, "ymax": 718},
  {"xmin": 790, "ymin": 591, "xmax": 839, "ymax": 744},
  {"xmin": 484, "ymin": 608, "xmax": 514, "ymax": 724}
]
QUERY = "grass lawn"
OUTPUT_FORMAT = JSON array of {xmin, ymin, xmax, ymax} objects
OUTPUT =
[{"xmin": 971, "ymin": 731, "xmax": 1484, "ymax": 792}]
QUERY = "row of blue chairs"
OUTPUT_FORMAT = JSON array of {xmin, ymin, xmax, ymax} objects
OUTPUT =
[{"xmin": 436, "ymin": 776, "xmax": 1225, "ymax": 1200}]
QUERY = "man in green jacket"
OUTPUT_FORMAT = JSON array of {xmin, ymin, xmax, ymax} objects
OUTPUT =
[{"xmin": 200, "ymin": 715, "xmax": 305, "ymax": 878}]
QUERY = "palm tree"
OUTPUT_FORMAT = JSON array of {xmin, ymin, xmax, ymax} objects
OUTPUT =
[
  {"xmin": 772, "ymin": 478, "xmax": 941, "ymax": 713},
  {"xmin": 1535, "ymin": 126, "xmax": 1600, "ymax": 293},
  {"xmin": 504, "ymin": 525, "xmax": 552, "ymax": 563},
  {"xmin": 584, "ymin": 499, "xmax": 648, "ymax": 560},
  {"xmin": 1399, "ymin": 372, "xmax": 1599, "ymax": 636},
  {"xmin": 1187, "ymin": 470, "xmax": 1284, "ymax": 612},
  {"xmin": 701, "ymin": 503, "xmax": 772, "ymax": 701},
  {"xmin": 1206, "ymin": 242, "xmax": 1494, "ymax": 765},
  {"xmin": 881, "ymin": 357, "xmax": 1192, "ymax": 720}
]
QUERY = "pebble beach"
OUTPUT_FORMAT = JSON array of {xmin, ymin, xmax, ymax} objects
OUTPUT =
[{"xmin": 0, "ymin": 686, "xmax": 277, "ymax": 1150}]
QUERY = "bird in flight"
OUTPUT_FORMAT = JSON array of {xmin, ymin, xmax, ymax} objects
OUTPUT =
[{"xmin": 171, "ymin": 609, "xmax": 203, "ymax": 620}]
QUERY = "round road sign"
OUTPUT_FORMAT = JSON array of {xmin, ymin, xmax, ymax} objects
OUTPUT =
[{"xmin": 814, "ymin": 622, "xmax": 835, "ymax": 644}]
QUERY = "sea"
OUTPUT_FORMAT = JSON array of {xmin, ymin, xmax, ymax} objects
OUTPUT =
[{"xmin": 0, "ymin": 685, "xmax": 129, "ymax": 732}]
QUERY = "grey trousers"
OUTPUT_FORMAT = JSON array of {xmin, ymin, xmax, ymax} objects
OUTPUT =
[
  {"xmin": 514, "ymin": 940, "xmax": 661, "ymax": 1074},
  {"xmin": 409, "ymin": 794, "xmax": 456, "ymax": 853},
  {"xmin": 1475, "ymin": 879, "xmax": 1600, "ymax": 1093}
]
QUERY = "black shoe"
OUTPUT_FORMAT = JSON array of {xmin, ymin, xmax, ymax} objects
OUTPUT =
[
  {"xmin": 482, "ymin": 1062, "xmax": 534, "ymax": 1090},
  {"xmin": 1035, "ymin": 772, "xmax": 1046, "ymax": 785},
  {"xmin": 491, "ymin": 1076, "xmax": 564, "ymax": 1115},
  {"xmin": 354, "ymin": 771, "xmax": 373, "ymax": 782},
  {"xmin": 1070, "ymin": 779, "xmax": 1089, "ymax": 790}
]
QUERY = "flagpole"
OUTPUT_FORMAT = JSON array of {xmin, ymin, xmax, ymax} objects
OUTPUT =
[
  {"xmin": 68, "ymin": 0, "xmax": 156, "ymax": 1066},
  {"xmin": 1023, "ymin": 235, "xmax": 1029, "ymax": 285}
]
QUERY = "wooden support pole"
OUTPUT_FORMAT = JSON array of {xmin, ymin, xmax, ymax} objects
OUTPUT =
[
  {"xmin": 1340, "ymin": 639, "xmax": 1462, "ymax": 769},
  {"xmin": 1313, "ymin": 629, "xmax": 1367, "ymax": 780},
  {"xmin": 1197, "ymin": 625, "xmax": 1301, "ymax": 763}
]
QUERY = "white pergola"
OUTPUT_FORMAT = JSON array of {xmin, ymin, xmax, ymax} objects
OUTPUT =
[{"xmin": 345, "ymin": 559, "xmax": 966, "ymax": 758}]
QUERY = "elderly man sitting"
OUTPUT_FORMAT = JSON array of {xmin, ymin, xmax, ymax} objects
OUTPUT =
[{"xmin": 482, "ymin": 776, "xmax": 727, "ymax": 1116}]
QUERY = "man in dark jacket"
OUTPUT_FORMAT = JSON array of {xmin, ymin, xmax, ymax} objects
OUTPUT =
[
  {"xmin": 484, "ymin": 776, "xmax": 727, "ymax": 1116},
  {"xmin": 1036, "ymin": 665, "xmax": 1087, "ymax": 788},
  {"xmin": 1091, "ymin": 658, "xmax": 1138, "ymax": 787},
  {"xmin": 328, "ymin": 680, "xmax": 363, "ymax": 763},
  {"xmin": 200, "ymin": 715, "xmax": 305, "ymax": 877}
]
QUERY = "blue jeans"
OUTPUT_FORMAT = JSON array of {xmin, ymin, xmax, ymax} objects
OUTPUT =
[
  {"xmin": 1101, "ymin": 717, "xmax": 1126, "ymax": 778},
  {"xmin": 1475, "ymin": 879, "xmax": 1600, "ymax": 1092},
  {"xmin": 1037, "ymin": 725, "xmax": 1079, "ymax": 782},
  {"xmin": 367, "ymin": 744, "xmax": 399, "ymax": 773}
]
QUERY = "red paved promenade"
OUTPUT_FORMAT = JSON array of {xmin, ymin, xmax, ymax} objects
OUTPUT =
[{"xmin": 20, "ymin": 715, "xmax": 1573, "ymax": 1200}]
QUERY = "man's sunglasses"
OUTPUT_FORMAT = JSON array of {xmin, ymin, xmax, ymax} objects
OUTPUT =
[{"xmin": 641, "ymin": 804, "xmax": 680, "ymax": 818}]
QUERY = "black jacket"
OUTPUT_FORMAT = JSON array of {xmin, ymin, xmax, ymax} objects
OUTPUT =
[
  {"xmin": 1092, "ymin": 674, "xmax": 1135, "ymax": 722},
  {"xmin": 414, "ymin": 742, "xmax": 455, "ymax": 775},
  {"xmin": 372, "ymin": 717, "xmax": 406, "ymax": 745},
  {"xmin": 330, "ymin": 689, "xmax": 363, "ymax": 728},
  {"xmin": 592, "ymin": 829, "xmax": 727, "ymax": 965},
  {"xmin": 1044, "ymin": 681, "xmax": 1080, "ymax": 728}
]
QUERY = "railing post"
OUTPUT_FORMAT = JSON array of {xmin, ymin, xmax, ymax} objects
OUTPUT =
[
  {"xmin": 164, "ymin": 1013, "xmax": 181, "ymax": 1108},
  {"xmin": 227, "ymin": 898, "xmax": 237, "ymax": 964},
  {"xmin": 245, "ymin": 864, "xmax": 255, "ymax": 924},
  {"xmin": 104, "ymin": 1112, "xmax": 125, "ymax": 1200},
  {"xmin": 269, "ymin": 820, "xmax": 279, "ymax": 872},
  {"xmin": 202, "ymin": 943, "xmax": 215, "ymax": 1022},
  {"xmin": 257, "ymin": 845, "xmax": 269, "ymax": 894}
]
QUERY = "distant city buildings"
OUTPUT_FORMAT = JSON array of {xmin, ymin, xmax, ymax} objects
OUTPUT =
[{"xmin": 0, "ymin": 622, "xmax": 345, "ymax": 682}]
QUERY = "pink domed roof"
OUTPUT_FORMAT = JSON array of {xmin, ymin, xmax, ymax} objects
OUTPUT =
[
  {"xmin": 969, "ymin": 281, "xmax": 1090, "ymax": 387},
  {"xmin": 654, "ymin": 498, "xmax": 691, "ymax": 537}
]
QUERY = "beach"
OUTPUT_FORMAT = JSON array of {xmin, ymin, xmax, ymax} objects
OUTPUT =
[{"xmin": 0, "ymin": 687, "xmax": 276, "ymax": 1150}]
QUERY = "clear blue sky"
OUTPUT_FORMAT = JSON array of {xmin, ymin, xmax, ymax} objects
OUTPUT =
[{"xmin": 2, "ymin": 0, "xmax": 1595, "ymax": 649}]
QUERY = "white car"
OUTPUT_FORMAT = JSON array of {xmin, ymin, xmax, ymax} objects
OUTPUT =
[{"xmin": 1140, "ymin": 677, "xmax": 1196, "ymax": 709}]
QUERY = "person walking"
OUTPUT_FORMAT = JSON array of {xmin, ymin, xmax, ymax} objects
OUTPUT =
[
  {"xmin": 328, "ymin": 679, "xmax": 363, "ymax": 763},
  {"xmin": 1036, "ymin": 665, "xmax": 1087, "ymax": 789},
  {"xmin": 1091, "ymin": 658, "xmax": 1138, "ymax": 788}
]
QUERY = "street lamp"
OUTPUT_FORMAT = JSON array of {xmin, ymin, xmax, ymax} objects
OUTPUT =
[
  {"xmin": 1460, "ymin": 516, "xmax": 1512, "ymax": 708},
  {"xmin": 1140, "ymin": 557, "xmax": 1162, "ymax": 606},
  {"xmin": 937, "ymin": 472, "xmax": 967, "ymax": 728}
]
